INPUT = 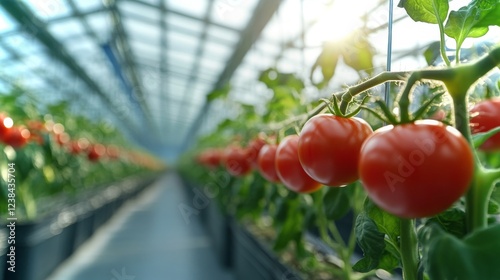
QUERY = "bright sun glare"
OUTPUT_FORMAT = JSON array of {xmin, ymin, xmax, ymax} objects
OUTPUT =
[{"xmin": 306, "ymin": 1, "xmax": 370, "ymax": 44}]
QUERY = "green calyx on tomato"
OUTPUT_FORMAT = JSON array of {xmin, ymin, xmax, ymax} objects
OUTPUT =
[
  {"xmin": 358, "ymin": 120, "xmax": 474, "ymax": 218},
  {"xmin": 275, "ymin": 135, "xmax": 322, "ymax": 193},
  {"xmin": 470, "ymin": 98, "xmax": 500, "ymax": 151},
  {"xmin": 298, "ymin": 114, "xmax": 373, "ymax": 186}
]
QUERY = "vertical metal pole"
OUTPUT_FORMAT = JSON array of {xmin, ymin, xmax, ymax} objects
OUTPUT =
[{"xmin": 384, "ymin": 0, "xmax": 394, "ymax": 107}]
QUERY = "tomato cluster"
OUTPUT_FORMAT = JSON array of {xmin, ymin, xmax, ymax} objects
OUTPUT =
[
  {"xmin": 196, "ymin": 98, "xmax": 500, "ymax": 218},
  {"xmin": 0, "ymin": 112, "xmax": 127, "ymax": 163},
  {"xmin": 0, "ymin": 113, "xmax": 31, "ymax": 148}
]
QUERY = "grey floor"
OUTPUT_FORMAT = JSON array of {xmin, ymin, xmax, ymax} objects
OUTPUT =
[{"xmin": 48, "ymin": 172, "xmax": 234, "ymax": 280}]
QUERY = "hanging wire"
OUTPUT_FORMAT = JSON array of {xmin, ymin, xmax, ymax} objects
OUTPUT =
[
  {"xmin": 300, "ymin": 0, "xmax": 306, "ymax": 74},
  {"xmin": 384, "ymin": 0, "xmax": 394, "ymax": 108}
]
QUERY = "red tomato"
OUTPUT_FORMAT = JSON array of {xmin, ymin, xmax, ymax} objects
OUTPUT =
[
  {"xmin": 247, "ymin": 134, "xmax": 266, "ymax": 168},
  {"xmin": 224, "ymin": 146, "xmax": 252, "ymax": 177},
  {"xmin": 27, "ymin": 120, "xmax": 46, "ymax": 132},
  {"xmin": 0, "ymin": 113, "xmax": 13, "ymax": 141},
  {"xmin": 69, "ymin": 141, "xmax": 81, "ymax": 154},
  {"xmin": 257, "ymin": 144, "xmax": 280, "ymax": 183},
  {"xmin": 3, "ymin": 126, "xmax": 30, "ymax": 148},
  {"xmin": 88, "ymin": 144, "xmax": 106, "ymax": 162},
  {"xmin": 298, "ymin": 114, "xmax": 373, "ymax": 186},
  {"xmin": 55, "ymin": 132, "xmax": 70, "ymax": 146},
  {"xmin": 197, "ymin": 149, "xmax": 222, "ymax": 169},
  {"xmin": 275, "ymin": 135, "xmax": 322, "ymax": 193},
  {"xmin": 29, "ymin": 133, "xmax": 44, "ymax": 145},
  {"xmin": 359, "ymin": 120, "xmax": 474, "ymax": 218},
  {"xmin": 470, "ymin": 98, "xmax": 500, "ymax": 151},
  {"xmin": 77, "ymin": 138, "xmax": 90, "ymax": 151},
  {"xmin": 106, "ymin": 145, "xmax": 120, "ymax": 159}
]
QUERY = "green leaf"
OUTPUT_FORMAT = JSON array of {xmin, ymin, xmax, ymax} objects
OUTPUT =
[
  {"xmin": 488, "ymin": 199, "xmax": 500, "ymax": 214},
  {"xmin": 273, "ymin": 199, "xmax": 303, "ymax": 251},
  {"xmin": 423, "ymin": 41, "xmax": 442, "ymax": 65},
  {"xmin": 420, "ymin": 223, "xmax": 500, "ymax": 280},
  {"xmin": 425, "ymin": 207, "xmax": 466, "ymax": 238},
  {"xmin": 206, "ymin": 83, "xmax": 231, "ymax": 102},
  {"xmin": 341, "ymin": 34, "xmax": 375, "ymax": 75},
  {"xmin": 400, "ymin": 0, "xmax": 449, "ymax": 24},
  {"xmin": 378, "ymin": 250, "xmax": 400, "ymax": 272},
  {"xmin": 323, "ymin": 186, "xmax": 353, "ymax": 220},
  {"xmin": 310, "ymin": 42, "xmax": 340, "ymax": 89},
  {"xmin": 472, "ymin": 127, "xmax": 500, "ymax": 149},
  {"xmin": 444, "ymin": 0, "xmax": 500, "ymax": 49},
  {"xmin": 364, "ymin": 199, "xmax": 400, "ymax": 241},
  {"xmin": 353, "ymin": 212, "xmax": 386, "ymax": 272},
  {"xmin": 259, "ymin": 68, "xmax": 280, "ymax": 89}
]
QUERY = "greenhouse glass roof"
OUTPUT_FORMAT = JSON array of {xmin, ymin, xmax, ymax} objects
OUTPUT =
[{"xmin": 0, "ymin": 0, "xmax": 498, "ymax": 161}]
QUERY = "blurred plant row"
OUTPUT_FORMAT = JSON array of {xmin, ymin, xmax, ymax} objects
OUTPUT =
[
  {"xmin": 0, "ymin": 87, "xmax": 165, "ymax": 221},
  {"xmin": 178, "ymin": 1, "xmax": 500, "ymax": 278}
]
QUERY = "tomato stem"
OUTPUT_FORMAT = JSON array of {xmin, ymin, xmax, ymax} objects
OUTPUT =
[
  {"xmin": 399, "ymin": 218, "xmax": 419, "ymax": 280},
  {"xmin": 314, "ymin": 190, "xmax": 355, "ymax": 280},
  {"xmin": 436, "ymin": 19, "xmax": 451, "ymax": 67},
  {"xmin": 467, "ymin": 167, "xmax": 498, "ymax": 231}
]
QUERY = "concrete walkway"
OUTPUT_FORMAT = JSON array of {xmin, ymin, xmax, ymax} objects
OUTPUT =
[{"xmin": 48, "ymin": 172, "xmax": 234, "ymax": 280}]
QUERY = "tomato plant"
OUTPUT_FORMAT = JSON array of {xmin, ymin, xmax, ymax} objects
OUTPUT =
[
  {"xmin": 181, "ymin": 1, "xmax": 500, "ymax": 279},
  {"xmin": 275, "ymin": 135, "xmax": 322, "ymax": 193},
  {"xmin": 358, "ymin": 120, "xmax": 474, "ymax": 218},
  {"xmin": 298, "ymin": 114, "xmax": 373, "ymax": 186},
  {"xmin": 470, "ymin": 97, "xmax": 500, "ymax": 151},
  {"xmin": 257, "ymin": 143, "xmax": 280, "ymax": 183}
]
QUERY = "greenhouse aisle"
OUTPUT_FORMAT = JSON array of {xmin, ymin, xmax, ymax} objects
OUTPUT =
[{"xmin": 48, "ymin": 172, "xmax": 234, "ymax": 280}]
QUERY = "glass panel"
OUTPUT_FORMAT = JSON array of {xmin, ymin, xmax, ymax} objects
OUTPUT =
[
  {"xmin": 131, "ymin": 40, "xmax": 161, "ymax": 57},
  {"xmin": 167, "ymin": 30, "xmax": 199, "ymax": 54},
  {"xmin": 23, "ymin": 0, "xmax": 72, "ymax": 21},
  {"xmin": 199, "ymin": 57, "xmax": 224, "ymax": 73},
  {"xmin": 124, "ymin": 19, "xmax": 161, "ymax": 45},
  {"xmin": 120, "ymin": 1, "xmax": 161, "ymax": 23},
  {"xmin": 0, "ymin": 46, "xmax": 9, "ymax": 61},
  {"xmin": 206, "ymin": 24, "xmax": 239, "ymax": 45},
  {"xmin": 167, "ymin": 0, "xmax": 208, "ymax": 18},
  {"xmin": 85, "ymin": 12, "xmax": 111, "ymax": 42},
  {"xmin": 210, "ymin": 0, "xmax": 258, "ymax": 31},
  {"xmin": 74, "ymin": 0, "xmax": 103, "ymax": 12},
  {"xmin": 2, "ymin": 33, "xmax": 43, "ymax": 55},
  {"xmin": 48, "ymin": 18, "xmax": 87, "ymax": 41},
  {"xmin": 165, "ymin": 14, "xmax": 203, "ymax": 36},
  {"xmin": 167, "ymin": 50, "xmax": 195, "ymax": 68},
  {"xmin": 0, "ymin": 7, "xmax": 17, "ymax": 34},
  {"xmin": 203, "ymin": 39, "xmax": 231, "ymax": 61}
]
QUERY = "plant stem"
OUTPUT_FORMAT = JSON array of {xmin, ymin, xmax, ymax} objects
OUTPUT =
[
  {"xmin": 467, "ymin": 167, "xmax": 497, "ymax": 231},
  {"xmin": 433, "ymin": 2, "xmax": 451, "ymax": 67},
  {"xmin": 314, "ymin": 191, "xmax": 353, "ymax": 280},
  {"xmin": 400, "ymin": 218, "xmax": 419, "ymax": 280}
]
